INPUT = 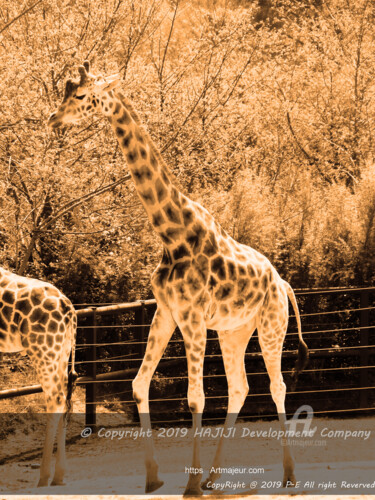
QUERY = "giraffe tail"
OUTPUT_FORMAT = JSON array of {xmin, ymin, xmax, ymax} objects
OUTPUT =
[
  {"xmin": 65, "ymin": 315, "xmax": 78, "ymax": 420},
  {"xmin": 283, "ymin": 280, "xmax": 309, "ymax": 391}
]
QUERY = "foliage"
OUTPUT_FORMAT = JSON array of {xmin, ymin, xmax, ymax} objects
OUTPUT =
[{"xmin": 1, "ymin": 0, "xmax": 375, "ymax": 305}]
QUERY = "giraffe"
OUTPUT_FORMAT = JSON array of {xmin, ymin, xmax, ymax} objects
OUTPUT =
[
  {"xmin": 0, "ymin": 266, "xmax": 77, "ymax": 487},
  {"xmin": 48, "ymin": 61, "xmax": 308, "ymax": 495}
]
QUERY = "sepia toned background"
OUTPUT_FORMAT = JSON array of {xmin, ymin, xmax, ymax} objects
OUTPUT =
[{"xmin": 1, "ymin": 0, "xmax": 375, "ymax": 498}]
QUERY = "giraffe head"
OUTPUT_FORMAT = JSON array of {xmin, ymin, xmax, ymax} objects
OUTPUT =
[{"xmin": 48, "ymin": 61, "xmax": 120, "ymax": 129}]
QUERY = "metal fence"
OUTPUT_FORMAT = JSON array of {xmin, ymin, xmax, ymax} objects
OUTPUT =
[{"xmin": 1, "ymin": 287, "xmax": 374, "ymax": 428}]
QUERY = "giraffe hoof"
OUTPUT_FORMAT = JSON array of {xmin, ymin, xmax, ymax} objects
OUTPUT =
[
  {"xmin": 282, "ymin": 473, "xmax": 296, "ymax": 487},
  {"xmin": 37, "ymin": 478, "xmax": 49, "ymax": 488},
  {"xmin": 183, "ymin": 485, "xmax": 203, "ymax": 496},
  {"xmin": 51, "ymin": 479, "xmax": 66, "ymax": 486},
  {"xmin": 145, "ymin": 479, "xmax": 164, "ymax": 493},
  {"xmin": 201, "ymin": 478, "xmax": 214, "ymax": 490}
]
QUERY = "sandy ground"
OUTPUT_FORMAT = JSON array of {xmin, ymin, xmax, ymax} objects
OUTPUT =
[{"xmin": 1, "ymin": 417, "xmax": 375, "ymax": 498}]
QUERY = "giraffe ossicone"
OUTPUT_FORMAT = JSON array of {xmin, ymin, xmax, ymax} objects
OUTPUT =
[
  {"xmin": 0, "ymin": 267, "xmax": 77, "ymax": 487},
  {"xmin": 49, "ymin": 62, "xmax": 308, "ymax": 495}
]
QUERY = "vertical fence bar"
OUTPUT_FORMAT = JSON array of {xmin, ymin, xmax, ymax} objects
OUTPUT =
[
  {"xmin": 360, "ymin": 290, "xmax": 369, "ymax": 409},
  {"xmin": 85, "ymin": 308, "xmax": 97, "ymax": 431}
]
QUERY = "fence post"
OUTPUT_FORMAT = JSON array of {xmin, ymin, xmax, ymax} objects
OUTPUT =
[
  {"xmin": 360, "ymin": 290, "xmax": 369, "ymax": 409},
  {"xmin": 85, "ymin": 308, "xmax": 97, "ymax": 431}
]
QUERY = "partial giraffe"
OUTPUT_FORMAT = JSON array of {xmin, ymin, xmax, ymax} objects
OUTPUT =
[
  {"xmin": 0, "ymin": 267, "xmax": 77, "ymax": 487},
  {"xmin": 49, "ymin": 61, "xmax": 308, "ymax": 496}
]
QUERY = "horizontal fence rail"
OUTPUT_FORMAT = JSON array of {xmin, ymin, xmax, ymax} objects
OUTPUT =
[{"xmin": 0, "ymin": 287, "xmax": 374, "ymax": 428}]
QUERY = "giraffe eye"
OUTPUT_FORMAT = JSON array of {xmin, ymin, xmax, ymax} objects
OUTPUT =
[{"xmin": 75, "ymin": 94, "xmax": 85, "ymax": 100}]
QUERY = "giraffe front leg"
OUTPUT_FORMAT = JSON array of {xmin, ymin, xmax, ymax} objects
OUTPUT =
[
  {"xmin": 50, "ymin": 412, "xmax": 67, "ymax": 485},
  {"xmin": 202, "ymin": 325, "xmax": 254, "ymax": 490},
  {"xmin": 132, "ymin": 306, "xmax": 176, "ymax": 493},
  {"xmin": 181, "ymin": 323, "xmax": 207, "ymax": 497},
  {"xmin": 37, "ymin": 412, "xmax": 61, "ymax": 487}
]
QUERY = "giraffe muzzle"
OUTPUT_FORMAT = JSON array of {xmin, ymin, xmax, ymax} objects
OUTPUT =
[{"xmin": 48, "ymin": 112, "xmax": 62, "ymax": 129}]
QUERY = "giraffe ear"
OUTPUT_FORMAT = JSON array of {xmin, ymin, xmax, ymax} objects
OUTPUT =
[
  {"xmin": 96, "ymin": 75, "xmax": 121, "ymax": 92},
  {"xmin": 78, "ymin": 65, "xmax": 88, "ymax": 85}
]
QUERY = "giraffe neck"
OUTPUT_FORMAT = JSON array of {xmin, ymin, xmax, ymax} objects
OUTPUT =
[{"xmin": 105, "ymin": 91, "xmax": 190, "ymax": 249}]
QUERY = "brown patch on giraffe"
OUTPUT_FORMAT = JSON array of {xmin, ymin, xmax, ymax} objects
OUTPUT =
[
  {"xmin": 247, "ymin": 264, "xmax": 256, "ymax": 278},
  {"xmin": 161, "ymin": 169, "xmax": 171, "ymax": 185},
  {"xmin": 30, "ymin": 308, "xmax": 49, "ymax": 324},
  {"xmin": 169, "ymin": 261, "xmax": 190, "ymax": 281},
  {"xmin": 155, "ymin": 178, "xmax": 168, "ymax": 202},
  {"xmin": 166, "ymin": 227, "xmax": 184, "ymax": 241},
  {"xmin": 261, "ymin": 273, "xmax": 269, "ymax": 290},
  {"xmin": 203, "ymin": 231, "xmax": 218, "ymax": 257},
  {"xmin": 140, "ymin": 188, "xmax": 156, "ymax": 205},
  {"xmin": 190, "ymin": 353, "xmax": 199, "ymax": 363},
  {"xmin": 46, "ymin": 334, "xmax": 54, "ymax": 347},
  {"xmin": 16, "ymin": 299, "xmax": 32, "ymax": 316},
  {"xmin": 238, "ymin": 278, "xmax": 250, "ymax": 295},
  {"xmin": 133, "ymin": 164, "xmax": 153, "ymax": 184},
  {"xmin": 31, "ymin": 288, "xmax": 44, "ymax": 306},
  {"xmin": 181, "ymin": 309, "xmax": 190, "ymax": 322},
  {"xmin": 215, "ymin": 283, "xmax": 234, "ymax": 301},
  {"xmin": 3, "ymin": 290, "xmax": 15, "ymax": 304},
  {"xmin": 150, "ymin": 152, "xmax": 157, "ymax": 168},
  {"xmin": 187, "ymin": 270, "xmax": 203, "ymax": 296},
  {"xmin": 127, "ymin": 149, "xmax": 138, "ymax": 164},
  {"xmin": 20, "ymin": 318, "xmax": 29, "ymax": 334},
  {"xmin": 186, "ymin": 223, "xmax": 206, "ymax": 253},
  {"xmin": 196, "ymin": 254, "xmax": 209, "ymax": 283},
  {"xmin": 211, "ymin": 256, "xmax": 226, "ymax": 280},
  {"xmin": 184, "ymin": 326, "xmax": 194, "ymax": 338},
  {"xmin": 117, "ymin": 110, "xmax": 131, "ymax": 125},
  {"xmin": 2, "ymin": 305, "xmax": 13, "ymax": 321},
  {"xmin": 171, "ymin": 187, "xmax": 181, "ymax": 207},
  {"xmin": 173, "ymin": 244, "xmax": 190, "ymax": 261},
  {"xmin": 33, "ymin": 324, "xmax": 46, "ymax": 333},
  {"xmin": 227, "ymin": 261, "xmax": 236, "ymax": 280},
  {"xmin": 194, "ymin": 292, "xmax": 209, "ymax": 309},
  {"xmin": 116, "ymin": 126, "xmax": 125, "ymax": 137},
  {"xmin": 43, "ymin": 298, "xmax": 58, "ymax": 311},
  {"xmin": 164, "ymin": 202, "xmax": 181, "ymax": 225},
  {"xmin": 122, "ymin": 132, "xmax": 133, "ymax": 148},
  {"xmin": 52, "ymin": 311, "xmax": 63, "ymax": 321},
  {"xmin": 182, "ymin": 208, "xmax": 194, "ymax": 226},
  {"xmin": 139, "ymin": 146, "xmax": 147, "ymax": 159},
  {"xmin": 161, "ymin": 249, "xmax": 172, "ymax": 266},
  {"xmin": 152, "ymin": 211, "xmax": 165, "ymax": 227},
  {"xmin": 176, "ymin": 283, "xmax": 190, "ymax": 302},
  {"xmin": 233, "ymin": 298, "xmax": 244, "ymax": 309},
  {"xmin": 191, "ymin": 312, "xmax": 201, "ymax": 328},
  {"xmin": 153, "ymin": 266, "xmax": 170, "ymax": 288}
]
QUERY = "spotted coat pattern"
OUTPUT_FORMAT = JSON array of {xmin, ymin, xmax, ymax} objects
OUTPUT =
[
  {"xmin": 48, "ymin": 62, "xmax": 308, "ymax": 495},
  {"xmin": 0, "ymin": 267, "xmax": 77, "ymax": 486}
]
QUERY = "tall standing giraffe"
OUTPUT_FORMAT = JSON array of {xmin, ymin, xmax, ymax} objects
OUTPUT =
[
  {"xmin": 49, "ymin": 62, "xmax": 308, "ymax": 495},
  {"xmin": 0, "ymin": 267, "xmax": 77, "ymax": 487}
]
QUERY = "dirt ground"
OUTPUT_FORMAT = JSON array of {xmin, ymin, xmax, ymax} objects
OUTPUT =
[{"xmin": 1, "ymin": 416, "xmax": 375, "ymax": 498}]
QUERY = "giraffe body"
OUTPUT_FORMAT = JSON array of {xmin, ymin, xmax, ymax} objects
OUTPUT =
[
  {"xmin": 0, "ymin": 267, "xmax": 77, "ymax": 486},
  {"xmin": 49, "ymin": 62, "xmax": 308, "ymax": 495}
]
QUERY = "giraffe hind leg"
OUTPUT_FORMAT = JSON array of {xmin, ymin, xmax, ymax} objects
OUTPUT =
[
  {"xmin": 202, "ymin": 323, "xmax": 254, "ymax": 490},
  {"xmin": 257, "ymin": 310, "xmax": 296, "ymax": 487},
  {"xmin": 30, "ymin": 346, "xmax": 69, "ymax": 487}
]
